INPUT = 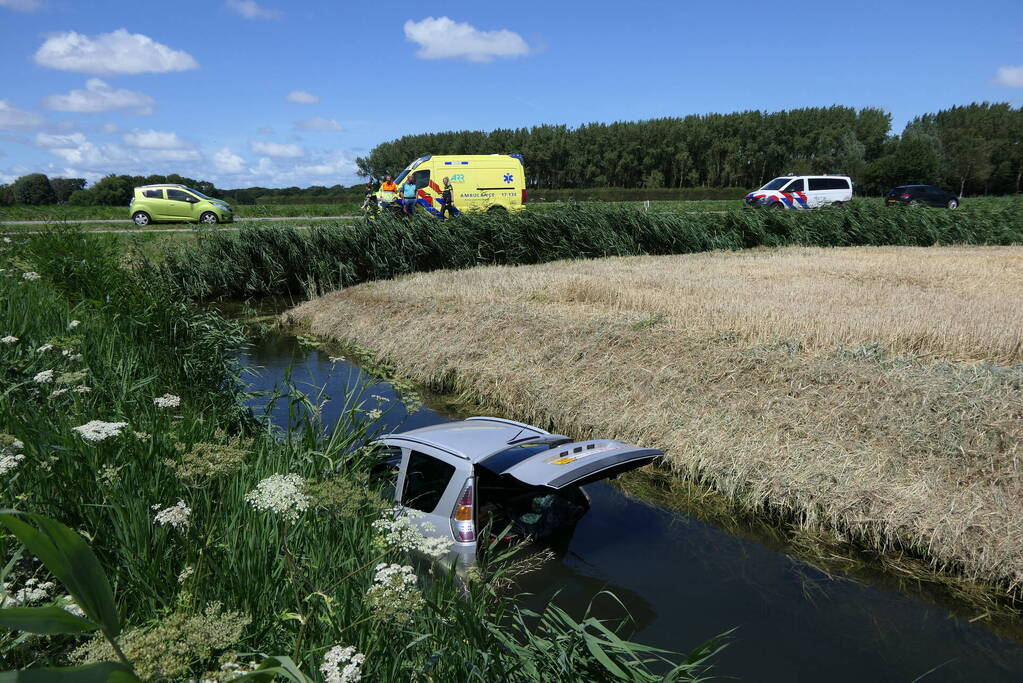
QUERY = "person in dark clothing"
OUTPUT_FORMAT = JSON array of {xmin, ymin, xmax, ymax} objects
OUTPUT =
[{"xmin": 438, "ymin": 176, "xmax": 456, "ymax": 218}]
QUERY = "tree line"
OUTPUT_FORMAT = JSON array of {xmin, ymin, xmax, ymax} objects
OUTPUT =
[
  {"xmin": 2, "ymin": 102, "xmax": 1020, "ymax": 206},
  {"xmin": 0, "ymin": 173, "xmax": 369, "ymax": 207},
  {"xmin": 357, "ymin": 103, "xmax": 1023, "ymax": 196}
]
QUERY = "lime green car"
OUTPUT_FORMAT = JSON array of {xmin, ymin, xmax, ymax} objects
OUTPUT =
[{"xmin": 129, "ymin": 184, "xmax": 234, "ymax": 226}]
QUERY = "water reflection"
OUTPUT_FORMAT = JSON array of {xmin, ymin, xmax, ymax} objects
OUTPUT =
[{"xmin": 239, "ymin": 331, "xmax": 1023, "ymax": 682}]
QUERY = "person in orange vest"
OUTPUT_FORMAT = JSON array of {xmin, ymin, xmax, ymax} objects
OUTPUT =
[{"xmin": 379, "ymin": 175, "xmax": 397, "ymax": 193}]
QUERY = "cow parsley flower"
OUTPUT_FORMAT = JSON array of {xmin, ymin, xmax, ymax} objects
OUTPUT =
[
  {"xmin": 372, "ymin": 507, "xmax": 454, "ymax": 559},
  {"xmin": 245, "ymin": 473, "xmax": 310, "ymax": 522},
  {"xmin": 68, "ymin": 320, "xmax": 81, "ymax": 329},
  {"xmin": 153, "ymin": 393, "xmax": 181, "ymax": 408},
  {"xmin": 33, "ymin": 369, "xmax": 55, "ymax": 384},
  {"xmin": 73, "ymin": 420, "xmax": 128, "ymax": 442},
  {"xmin": 73, "ymin": 385, "xmax": 91, "ymax": 393},
  {"xmin": 69, "ymin": 353, "xmax": 83, "ymax": 362},
  {"xmin": 328, "ymin": 356, "xmax": 346, "ymax": 363},
  {"xmin": 0, "ymin": 451, "xmax": 25, "ymax": 475},
  {"xmin": 153, "ymin": 500, "xmax": 191, "ymax": 530},
  {"xmin": 1, "ymin": 335, "xmax": 17, "ymax": 344},
  {"xmin": 365, "ymin": 563, "xmax": 424, "ymax": 624},
  {"xmin": 7, "ymin": 578, "xmax": 56, "ymax": 605},
  {"xmin": 321, "ymin": 644, "xmax": 365, "ymax": 683},
  {"xmin": 366, "ymin": 408, "xmax": 383, "ymax": 420},
  {"xmin": 36, "ymin": 344, "xmax": 54, "ymax": 353},
  {"xmin": 177, "ymin": 565, "xmax": 195, "ymax": 583},
  {"xmin": 22, "ymin": 272, "xmax": 40, "ymax": 281}
]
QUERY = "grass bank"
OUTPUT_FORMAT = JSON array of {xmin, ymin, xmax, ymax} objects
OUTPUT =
[
  {"xmin": 285, "ymin": 246, "xmax": 1023, "ymax": 598},
  {"xmin": 0, "ymin": 228, "xmax": 722, "ymax": 681},
  {"xmin": 150, "ymin": 201, "xmax": 1023, "ymax": 301}
]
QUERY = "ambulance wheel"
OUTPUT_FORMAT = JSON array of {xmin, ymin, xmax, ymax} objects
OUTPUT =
[{"xmin": 487, "ymin": 205, "xmax": 508, "ymax": 215}]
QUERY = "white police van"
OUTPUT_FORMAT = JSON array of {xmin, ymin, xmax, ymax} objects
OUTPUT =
[{"xmin": 744, "ymin": 175, "xmax": 853, "ymax": 209}]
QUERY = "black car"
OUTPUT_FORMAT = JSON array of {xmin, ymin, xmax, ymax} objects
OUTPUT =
[{"xmin": 884, "ymin": 185, "xmax": 960, "ymax": 209}]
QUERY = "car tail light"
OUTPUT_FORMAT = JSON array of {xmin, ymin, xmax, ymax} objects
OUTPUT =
[
  {"xmin": 900, "ymin": 193, "xmax": 912, "ymax": 199},
  {"xmin": 521, "ymin": 188, "xmax": 527, "ymax": 204},
  {"xmin": 451, "ymin": 477, "xmax": 475, "ymax": 542}
]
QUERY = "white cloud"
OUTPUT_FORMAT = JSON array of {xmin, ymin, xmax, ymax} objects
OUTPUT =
[
  {"xmin": 403, "ymin": 17, "xmax": 531, "ymax": 62},
  {"xmin": 226, "ymin": 0, "xmax": 280, "ymax": 19},
  {"xmin": 993, "ymin": 65, "xmax": 1023, "ymax": 88},
  {"xmin": 148, "ymin": 149, "xmax": 200, "ymax": 162},
  {"xmin": 250, "ymin": 140, "xmax": 304, "ymax": 157},
  {"xmin": 35, "ymin": 132, "xmax": 87, "ymax": 148},
  {"xmin": 0, "ymin": 0, "xmax": 41, "ymax": 11},
  {"xmin": 42, "ymin": 79, "xmax": 155, "ymax": 115},
  {"xmin": 100, "ymin": 122, "xmax": 120, "ymax": 134},
  {"xmin": 34, "ymin": 29, "xmax": 199, "ymax": 75},
  {"xmin": 286, "ymin": 90, "xmax": 319, "ymax": 104},
  {"xmin": 123, "ymin": 129, "xmax": 188, "ymax": 149},
  {"xmin": 295, "ymin": 116, "xmax": 342, "ymax": 131},
  {"xmin": 0, "ymin": 100, "xmax": 45, "ymax": 130},
  {"xmin": 213, "ymin": 147, "xmax": 246, "ymax": 174}
]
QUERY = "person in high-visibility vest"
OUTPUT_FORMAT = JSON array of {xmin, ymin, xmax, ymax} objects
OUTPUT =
[{"xmin": 379, "ymin": 175, "xmax": 397, "ymax": 193}]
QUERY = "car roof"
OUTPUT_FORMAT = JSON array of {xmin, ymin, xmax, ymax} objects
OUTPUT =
[
  {"xmin": 137, "ymin": 184, "xmax": 188, "ymax": 189},
  {"xmin": 378, "ymin": 417, "xmax": 557, "ymax": 462}
]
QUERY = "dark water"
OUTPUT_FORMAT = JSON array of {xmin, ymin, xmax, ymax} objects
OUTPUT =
[{"xmin": 240, "ymin": 331, "xmax": 1023, "ymax": 682}]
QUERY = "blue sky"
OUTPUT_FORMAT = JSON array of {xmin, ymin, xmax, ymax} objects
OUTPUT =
[{"xmin": 0, "ymin": 0, "xmax": 1020, "ymax": 188}]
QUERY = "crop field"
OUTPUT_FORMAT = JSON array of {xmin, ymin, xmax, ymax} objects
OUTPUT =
[
  {"xmin": 0, "ymin": 229, "xmax": 719, "ymax": 680},
  {"xmin": 0, "ymin": 203, "xmax": 362, "ymax": 222},
  {"xmin": 286, "ymin": 245, "xmax": 1023, "ymax": 596}
]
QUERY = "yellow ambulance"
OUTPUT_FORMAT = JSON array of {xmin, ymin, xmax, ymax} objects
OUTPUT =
[{"xmin": 390, "ymin": 154, "xmax": 526, "ymax": 216}]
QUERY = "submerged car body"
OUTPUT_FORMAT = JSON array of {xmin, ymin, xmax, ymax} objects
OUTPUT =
[{"xmin": 371, "ymin": 417, "xmax": 662, "ymax": 569}]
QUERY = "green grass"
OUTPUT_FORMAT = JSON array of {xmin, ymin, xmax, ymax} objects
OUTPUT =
[
  {"xmin": 0, "ymin": 228, "xmax": 723, "ymax": 681},
  {"xmin": 149, "ymin": 199, "xmax": 1023, "ymax": 300}
]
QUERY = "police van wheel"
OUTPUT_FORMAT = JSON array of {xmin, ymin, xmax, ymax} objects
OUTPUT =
[{"xmin": 769, "ymin": 202, "xmax": 785, "ymax": 209}]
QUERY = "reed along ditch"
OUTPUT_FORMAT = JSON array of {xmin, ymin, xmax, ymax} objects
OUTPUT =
[{"xmin": 235, "ymin": 322, "xmax": 1023, "ymax": 683}]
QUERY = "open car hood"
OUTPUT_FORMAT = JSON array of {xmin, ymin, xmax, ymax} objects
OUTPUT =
[{"xmin": 482, "ymin": 439, "xmax": 662, "ymax": 490}]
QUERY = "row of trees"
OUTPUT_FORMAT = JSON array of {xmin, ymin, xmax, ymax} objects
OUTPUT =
[
  {"xmin": 0, "ymin": 173, "xmax": 368, "ymax": 207},
  {"xmin": 3, "ymin": 103, "xmax": 1020, "ymax": 205},
  {"xmin": 357, "ymin": 103, "xmax": 1023, "ymax": 196}
]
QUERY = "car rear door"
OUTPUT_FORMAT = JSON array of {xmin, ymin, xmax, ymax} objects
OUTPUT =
[{"xmin": 488, "ymin": 439, "xmax": 662, "ymax": 490}]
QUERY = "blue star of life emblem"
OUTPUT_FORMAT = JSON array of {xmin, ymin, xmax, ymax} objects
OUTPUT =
[{"xmin": 503, "ymin": 173, "xmax": 514, "ymax": 183}]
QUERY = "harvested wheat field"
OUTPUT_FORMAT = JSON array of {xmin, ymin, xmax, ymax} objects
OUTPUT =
[{"xmin": 286, "ymin": 245, "xmax": 1023, "ymax": 593}]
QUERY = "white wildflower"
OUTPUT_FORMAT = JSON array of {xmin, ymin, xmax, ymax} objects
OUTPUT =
[
  {"xmin": 365, "ymin": 563, "xmax": 424, "ymax": 624},
  {"xmin": 10, "ymin": 439, "xmax": 22, "ymax": 450},
  {"xmin": 36, "ymin": 344, "xmax": 54, "ymax": 353},
  {"xmin": 371, "ymin": 394, "xmax": 389, "ymax": 403},
  {"xmin": 372, "ymin": 507, "xmax": 454, "ymax": 559},
  {"xmin": 72, "ymin": 420, "xmax": 128, "ymax": 442},
  {"xmin": 33, "ymin": 370, "xmax": 55, "ymax": 384},
  {"xmin": 245, "ymin": 473, "xmax": 310, "ymax": 522},
  {"xmin": 68, "ymin": 320, "xmax": 80, "ymax": 329},
  {"xmin": 50, "ymin": 388, "xmax": 69, "ymax": 398},
  {"xmin": 22, "ymin": 272, "xmax": 40, "ymax": 281},
  {"xmin": 153, "ymin": 500, "xmax": 191, "ymax": 530},
  {"xmin": 72, "ymin": 385, "xmax": 91, "ymax": 393},
  {"xmin": 58, "ymin": 596, "xmax": 86, "ymax": 618},
  {"xmin": 0, "ymin": 452, "xmax": 24, "ymax": 475},
  {"xmin": 366, "ymin": 408, "xmax": 383, "ymax": 420},
  {"xmin": 321, "ymin": 644, "xmax": 365, "ymax": 683},
  {"xmin": 153, "ymin": 393, "xmax": 181, "ymax": 409},
  {"xmin": 11, "ymin": 580, "xmax": 55, "ymax": 605},
  {"xmin": 2, "ymin": 237, "xmax": 10, "ymax": 243},
  {"xmin": 328, "ymin": 356, "xmax": 346, "ymax": 363},
  {"xmin": 69, "ymin": 353, "xmax": 83, "ymax": 362},
  {"xmin": 0, "ymin": 335, "xmax": 17, "ymax": 344},
  {"xmin": 99, "ymin": 464, "xmax": 120, "ymax": 486},
  {"xmin": 177, "ymin": 565, "xmax": 195, "ymax": 583}
]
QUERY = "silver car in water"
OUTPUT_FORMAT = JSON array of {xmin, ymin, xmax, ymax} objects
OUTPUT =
[{"xmin": 371, "ymin": 417, "xmax": 662, "ymax": 569}]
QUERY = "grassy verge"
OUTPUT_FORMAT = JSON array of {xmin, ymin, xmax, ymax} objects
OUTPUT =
[
  {"xmin": 148, "ymin": 200, "xmax": 1023, "ymax": 300},
  {"xmin": 284, "ymin": 246, "xmax": 1023, "ymax": 600},
  {"xmin": 0, "ymin": 229, "xmax": 722, "ymax": 681}
]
